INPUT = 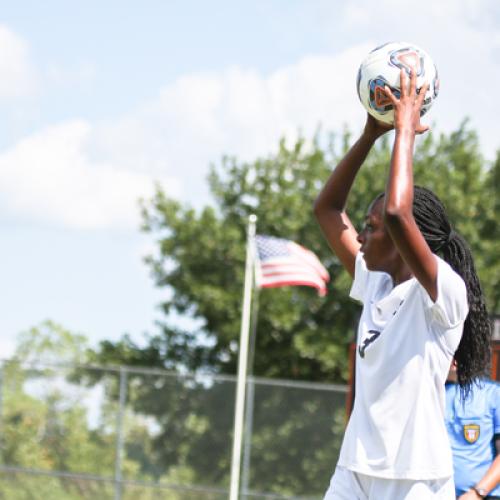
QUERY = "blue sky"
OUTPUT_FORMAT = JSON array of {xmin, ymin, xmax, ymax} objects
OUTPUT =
[{"xmin": 1, "ymin": 0, "xmax": 499, "ymax": 356}]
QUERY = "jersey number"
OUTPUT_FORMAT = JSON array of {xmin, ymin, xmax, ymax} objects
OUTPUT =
[{"xmin": 358, "ymin": 330, "xmax": 381, "ymax": 359}]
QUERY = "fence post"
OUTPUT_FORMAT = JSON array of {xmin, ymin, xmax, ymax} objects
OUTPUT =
[
  {"xmin": 114, "ymin": 367, "xmax": 127, "ymax": 500},
  {"xmin": 241, "ymin": 375, "xmax": 255, "ymax": 497}
]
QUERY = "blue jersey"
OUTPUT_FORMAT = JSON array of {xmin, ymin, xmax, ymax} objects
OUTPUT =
[{"xmin": 445, "ymin": 380, "xmax": 500, "ymax": 497}]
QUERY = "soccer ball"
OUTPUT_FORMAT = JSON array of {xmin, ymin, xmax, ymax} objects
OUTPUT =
[{"xmin": 357, "ymin": 42, "xmax": 439, "ymax": 124}]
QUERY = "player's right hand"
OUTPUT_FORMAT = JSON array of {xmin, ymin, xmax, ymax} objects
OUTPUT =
[{"xmin": 383, "ymin": 68, "xmax": 430, "ymax": 136}]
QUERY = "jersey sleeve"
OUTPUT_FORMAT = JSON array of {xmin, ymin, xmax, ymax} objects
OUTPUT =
[
  {"xmin": 422, "ymin": 256, "xmax": 469, "ymax": 329},
  {"xmin": 349, "ymin": 252, "xmax": 370, "ymax": 303}
]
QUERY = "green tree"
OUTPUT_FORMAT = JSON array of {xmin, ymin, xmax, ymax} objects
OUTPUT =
[
  {"xmin": 89, "ymin": 122, "xmax": 499, "ymax": 496},
  {"xmin": 94, "ymin": 121, "xmax": 498, "ymax": 382},
  {"xmin": 0, "ymin": 322, "xmax": 171, "ymax": 499},
  {"xmin": 13, "ymin": 320, "xmax": 89, "ymax": 364}
]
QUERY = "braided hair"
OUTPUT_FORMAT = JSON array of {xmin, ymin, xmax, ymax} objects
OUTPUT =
[{"xmin": 411, "ymin": 186, "xmax": 491, "ymax": 397}]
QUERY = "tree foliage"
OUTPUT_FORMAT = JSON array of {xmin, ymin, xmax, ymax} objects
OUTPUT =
[
  {"xmin": 94, "ymin": 121, "xmax": 499, "ymax": 383},
  {"xmin": 0, "ymin": 322, "xmax": 208, "ymax": 499}
]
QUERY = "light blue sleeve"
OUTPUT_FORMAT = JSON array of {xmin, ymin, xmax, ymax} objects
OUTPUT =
[{"xmin": 493, "ymin": 383, "xmax": 500, "ymax": 436}]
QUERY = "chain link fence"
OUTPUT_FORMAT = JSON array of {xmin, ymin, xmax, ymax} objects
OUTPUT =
[{"xmin": 0, "ymin": 360, "xmax": 347, "ymax": 499}]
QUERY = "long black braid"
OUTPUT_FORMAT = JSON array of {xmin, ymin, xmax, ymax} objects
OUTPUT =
[{"xmin": 412, "ymin": 186, "xmax": 491, "ymax": 397}]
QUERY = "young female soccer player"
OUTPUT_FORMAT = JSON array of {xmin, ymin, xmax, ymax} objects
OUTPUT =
[{"xmin": 314, "ymin": 69, "xmax": 491, "ymax": 499}]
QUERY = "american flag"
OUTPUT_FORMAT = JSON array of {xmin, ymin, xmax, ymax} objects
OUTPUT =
[{"xmin": 254, "ymin": 235, "xmax": 330, "ymax": 296}]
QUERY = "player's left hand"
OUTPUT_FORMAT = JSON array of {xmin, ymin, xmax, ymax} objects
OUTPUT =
[{"xmin": 383, "ymin": 68, "xmax": 430, "ymax": 135}]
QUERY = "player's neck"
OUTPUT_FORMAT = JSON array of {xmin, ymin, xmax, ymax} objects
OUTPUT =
[{"xmin": 390, "ymin": 262, "xmax": 413, "ymax": 287}]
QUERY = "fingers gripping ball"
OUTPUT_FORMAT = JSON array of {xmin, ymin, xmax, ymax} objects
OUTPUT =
[{"xmin": 357, "ymin": 42, "xmax": 439, "ymax": 124}]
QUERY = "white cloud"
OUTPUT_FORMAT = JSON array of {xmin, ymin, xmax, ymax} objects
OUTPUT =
[
  {"xmin": 0, "ymin": 121, "xmax": 179, "ymax": 229},
  {"xmin": 0, "ymin": 24, "xmax": 36, "ymax": 99},
  {"xmin": 0, "ymin": 43, "xmax": 373, "ymax": 229},
  {"xmin": 89, "ymin": 44, "xmax": 372, "ymax": 208},
  {"xmin": 46, "ymin": 61, "xmax": 97, "ymax": 89},
  {"xmin": 2, "ymin": 0, "xmax": 500, "ymax": 230}
]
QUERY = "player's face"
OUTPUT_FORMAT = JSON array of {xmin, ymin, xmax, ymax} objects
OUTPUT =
[{"xmin": 357, "ymin": 197, "xmax": 400, "ymax": 272}]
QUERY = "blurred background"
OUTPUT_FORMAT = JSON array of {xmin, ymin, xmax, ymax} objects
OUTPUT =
[{"xmin": 0, "ymin": 0, "xmax": 499, "ymax": 498}]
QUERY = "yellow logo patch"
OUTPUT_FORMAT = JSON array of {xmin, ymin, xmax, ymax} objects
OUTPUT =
[{"xmin": 463, "ymin": 424, "xmax": 480, "ymax": 443}]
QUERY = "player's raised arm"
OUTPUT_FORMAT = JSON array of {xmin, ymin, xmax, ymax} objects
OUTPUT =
[
  {"xmin": 382, "ymin": 69, "xmax": 438, "ymax": 300},
  {"xmin": 313, "ymin": 115, "xmax": 392, "ymax": 277}
]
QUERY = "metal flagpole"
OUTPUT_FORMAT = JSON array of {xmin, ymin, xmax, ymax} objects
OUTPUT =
[
  {"xmin": 229, "ymin": 214, "xmax": 257, "ymax": 500},
  {"xmin": 241, "ymin": 284, "xmax": 260, "ymax": 496}
]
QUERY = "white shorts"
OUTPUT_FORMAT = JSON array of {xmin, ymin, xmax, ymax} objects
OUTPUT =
[{"xmin": 323, "ymin": 466, "xmax": 455, "ymax": 500}]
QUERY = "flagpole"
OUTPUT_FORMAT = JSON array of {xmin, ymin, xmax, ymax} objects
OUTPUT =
[
  {"xmin": 229, "ymin": 214, "xmax": 257, "ymax": 500},
  {"xmin": 241, "ymin": 284, "xmax": 260, "ymax": 496}
]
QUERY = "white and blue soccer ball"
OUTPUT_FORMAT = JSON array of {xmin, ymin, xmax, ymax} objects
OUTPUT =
[{"xmin": 357, "ymin": 42, "xmax": 439, "ymax": 124}]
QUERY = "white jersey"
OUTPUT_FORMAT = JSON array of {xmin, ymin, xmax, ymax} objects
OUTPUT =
[{"xmin": 338, "ymin": 252, "xmax": 468, "ymax": 480}]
